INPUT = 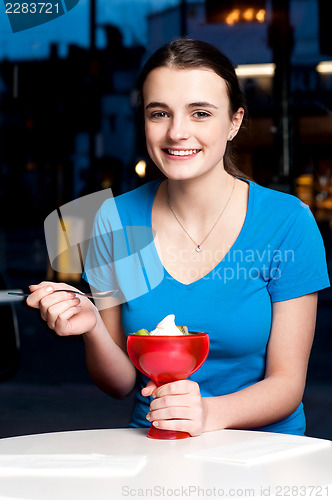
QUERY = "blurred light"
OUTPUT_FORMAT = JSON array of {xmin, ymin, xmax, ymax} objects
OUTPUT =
[
  {"xmin": 256, "ymin": 9, "xmax": 265, "ymax": 22},
  {"xmin": 226, "ymin": 9, "xmax": 240, "ymax": 25},
  {"xmin": 296, "ymin": 174, "xmax": 314, "ymax": 186},
  {"xmin": 224, "ymin": 7, "xmax": 265, "ymax": 25},
  {"xmin": 235, "ymin": 63, "xmax": 275, "ymax": 77},
  {"xmin": 243, "ymin": 8, "xmax": 254, "ymax": 21},
  {"xmin": 101, "ymin": 178, "xmax": 112, "ymax": 189},
  {"xmin": 26, "ymin": 161, "xmax": 37, "ymax": 171},
  {"xmin": 316, "ymin": 61, "xmax": 332, "ymax": 74},
  {"xmin": 135, "ymin": 160, "xmax": 146, "ymax": 177}
]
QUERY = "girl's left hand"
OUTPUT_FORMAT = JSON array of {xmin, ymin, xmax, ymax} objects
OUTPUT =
[{"xmin": 141, "ymin": 380, "xmax": 206, "ymax": 437}]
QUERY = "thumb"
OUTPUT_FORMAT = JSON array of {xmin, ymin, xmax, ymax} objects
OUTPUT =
[
  {"xmin": 141, "ymin": 380, "xmax": 157, "ymax": 397},
  {"xmin": 29, "ymin": 282, "xmax": 52, "ymax": 292}
]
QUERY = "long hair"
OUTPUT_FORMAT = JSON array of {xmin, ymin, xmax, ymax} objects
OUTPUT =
[{"xmin": 137, "ymin": 38, "xmax": 250, "ymax": 180}]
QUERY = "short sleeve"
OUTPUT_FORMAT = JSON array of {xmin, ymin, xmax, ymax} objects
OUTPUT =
[
  {"xmin": 267, "ymin": 202, "xmax": 330, "ymax": 302},
  {"xmin": 82, "ymin": 197, "xmax": 164, "ymax": 304},
  {"xmin": 82, "ymin": 199, "xmax": 124, "ymax": 297}
]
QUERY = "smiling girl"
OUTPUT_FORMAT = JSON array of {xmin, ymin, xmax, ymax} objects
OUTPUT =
[{"xmin": 28, "ymin": 39, "xmax": 330, "ymax": 436}]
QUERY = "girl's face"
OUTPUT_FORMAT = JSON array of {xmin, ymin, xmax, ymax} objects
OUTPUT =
[{"xmin": 143, "ymin": 66, "xmax": 243, "ymax": 182}]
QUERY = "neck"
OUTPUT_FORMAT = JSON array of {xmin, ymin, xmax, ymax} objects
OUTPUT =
[{"xmin": 166, "ymin": 169, "xmax": 234, "ymax": 223}]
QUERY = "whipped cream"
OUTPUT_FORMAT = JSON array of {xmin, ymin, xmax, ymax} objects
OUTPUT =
[{"xmin": 149, "ymin": 314, "xmax": 182, "ymax": 336}]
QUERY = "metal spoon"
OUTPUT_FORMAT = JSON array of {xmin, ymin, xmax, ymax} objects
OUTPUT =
[{"xmin": 8, "ymin": 289, "xmax": 118, "ymax": 300}]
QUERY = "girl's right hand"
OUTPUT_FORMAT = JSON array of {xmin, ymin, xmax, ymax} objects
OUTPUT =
[{"xmin": 26, "ymin": 281, "xmax": 99, "ymax": 337}]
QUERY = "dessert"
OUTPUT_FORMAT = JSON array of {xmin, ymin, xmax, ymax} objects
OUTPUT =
[
  {"xmin": 127, "ymin": 320, "xmax": 210, "ymax": 439},
  {"xmin": 134, "ymin": 314, "xmax": 188, "ymax": 336}
]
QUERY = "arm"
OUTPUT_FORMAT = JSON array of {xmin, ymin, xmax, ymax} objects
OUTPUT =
[
  {"xmin": 27, "ymin": 282, "xmax": 136, "ymax": 399},
  {"xmin": 83, "ymin": 304, "xmax": 137, "ymax": 398},
  {"xmin": 145, "ymin": 293, "xmax": 317, "ymax": 435},
  {"xmin": 202, "ymin": 292, "xmax": 317, "ymax": 431}
]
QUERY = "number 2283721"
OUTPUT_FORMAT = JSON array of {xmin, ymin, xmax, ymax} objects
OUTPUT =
[{"xmin": 5, "ymin": 3, "xmax": 59, "ymax": 14}]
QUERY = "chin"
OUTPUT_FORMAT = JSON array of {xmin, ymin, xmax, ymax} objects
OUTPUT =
[
  {"xmin": 162, "ymin": 171, "xmax": 197, "ymax": 182},
  {"xmin": 156, "ymin": 163, "xmax": 202, "ymax": 181}
]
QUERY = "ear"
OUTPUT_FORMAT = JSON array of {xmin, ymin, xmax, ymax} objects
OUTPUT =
[{"xmin": 228, "ymin": 107, "xmax": 244, "ymax": 141}]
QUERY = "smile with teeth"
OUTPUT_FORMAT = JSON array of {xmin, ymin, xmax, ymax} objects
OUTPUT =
[{"xmin": 165, "ymin": 148, "xmax": 201, "ymax": 156}]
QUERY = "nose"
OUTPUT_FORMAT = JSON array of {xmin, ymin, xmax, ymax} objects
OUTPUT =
[{"xmin": 167, "ymin": 115, "xmax": 190, "ymax": 142}]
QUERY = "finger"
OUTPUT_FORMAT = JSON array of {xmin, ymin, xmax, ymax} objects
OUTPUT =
[
  {"xmin": 53, "ymin": 306, "xmax": 83, "ymax": 336},
  {"xmin": 26, "ymin": 284, "xmax": 55, "ymax": 308},
  {"xmin": 153, "ymin": 380, "xmax": 200, "ymax": 398},
  {"xmin": 149, "ymin": 397, "xmax": 203, "ymax": 422},
  {"xmin": 148, "ymin": 405, "xmax": 193, "ymax": 422},
  {"xmin": 29, "ymin": 282, "xmax": 53, "ymax": 292},
  {"xmin": 45, "ymin": 298, "xmax": 81, "ymax": 330},
  {"xmin": 28, "ymin": 283, "xmax": 78, "ymax": 305},
  {"xmin": 56, "ymin": 305, "xmax": 98, "ymax": 336},
  {"xmin": 150, "ymin": 393, "xmax": 200, "ymax": 411},
  {"xmin": 40, "ymin": 290, "xmax": 77, "ymax": 308},
  {"xmin": 151, "ymin": 415, "xmax": 203, "ymax": 437},
  {"xmin": 38, "ymin": 291, "xmax": 78, "ymax": 321},
  {"xmin": 141, "ymin": 380, "xmax": 157, "ymax": 397},
  {"xmin": 151, "ymin": 417, "xmax": 194, "ymax": 434}
]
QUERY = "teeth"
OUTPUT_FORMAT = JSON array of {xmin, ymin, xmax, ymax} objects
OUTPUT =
[{"xmin": 167, "ymin": 149, "xmax": 199, "ymax": 156}]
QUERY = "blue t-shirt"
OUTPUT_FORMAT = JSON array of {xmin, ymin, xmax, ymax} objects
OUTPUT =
[{"xmin": 83, "ymin": 179, "xmax": 330, "ymax": 435}]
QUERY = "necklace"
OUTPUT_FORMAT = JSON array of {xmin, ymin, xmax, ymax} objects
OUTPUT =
[{"xmin": 167, "ymin": 177, "xmax": 235, "ymax": 253}]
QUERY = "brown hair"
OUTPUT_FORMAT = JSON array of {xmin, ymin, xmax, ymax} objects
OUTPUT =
[{"xmin": 137, "ymin": 37, "xmax": 249, "ymax": 179}]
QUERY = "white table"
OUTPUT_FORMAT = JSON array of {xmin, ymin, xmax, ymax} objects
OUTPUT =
[{"xmin": 0, "ymin": 428, "xmax": 331, "ymax": 500}]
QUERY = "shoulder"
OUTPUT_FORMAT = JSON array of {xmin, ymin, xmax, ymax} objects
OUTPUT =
[
  {"xmin": 93, "ymin": 180, "xmax": 162, "ymax": 230},
  {"xmin": 98, "ymin": 181, "xmax": 161, "ymax": 218},
  {"xmin": 250, "ymin": 180, "xmax": 305, "ymax": 210},
  {"xmin": 116, "ymin": 180, "xmax": 162, "ymax": 208},
  {"xmin": 249, "ymin": 180, "xmax": 314, "ymax": 225}
]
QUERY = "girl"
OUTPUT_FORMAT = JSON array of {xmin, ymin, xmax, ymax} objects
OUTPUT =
[{"xmin": 28, "ymin": 38, "xmax": 330, "ymax": 436}]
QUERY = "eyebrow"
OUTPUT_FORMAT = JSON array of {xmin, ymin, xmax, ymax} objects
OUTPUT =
[
  {"xmin": 187, "ymin": 101, "xmax": 218, "ymax": 110},
  {"xmin": 145, "ymin": 101, "xmax": 218, "ymax": 110},
  {"xmin": 145, "ymin": 101, "xmax": 169, "ymax": 110}
]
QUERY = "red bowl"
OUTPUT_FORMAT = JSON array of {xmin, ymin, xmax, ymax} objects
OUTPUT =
[
  {"xmin": 127, "ymin": 332, "xmax": 209, "ymax": 440},
  {"xmin": 127, "ymin": 332, "xmax": 209, "ymax": 385}
]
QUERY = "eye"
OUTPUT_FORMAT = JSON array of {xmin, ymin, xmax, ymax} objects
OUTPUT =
[
  {"xmin": 149, "ymin": 111, "xmax": 169, "ymax": 119},
  {"xmin": 193, "ymin": 111, "xmax": 211, "ymax": 119}
]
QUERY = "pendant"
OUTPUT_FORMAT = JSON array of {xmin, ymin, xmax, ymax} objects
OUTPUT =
[{"xmin": 195, "ymin": 245, "xmax": 202, "ymax": 253}]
